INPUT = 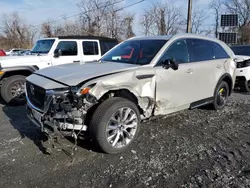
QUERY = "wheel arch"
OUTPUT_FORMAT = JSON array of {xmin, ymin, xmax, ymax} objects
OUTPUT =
[
  {"xmin": 99, "ymin": 89, "xmax": 144, "ymax": 114},
  {"xmin": 0, "ymin": 66, "xmax": 39, "ymax": 83},
  {"xmin": 215, "ymin": 73, "xmax": 233, "ymax": 96}
]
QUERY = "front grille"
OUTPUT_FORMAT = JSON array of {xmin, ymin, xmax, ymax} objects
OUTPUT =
[{"xmin": 26, "ymin": 81, "xmax": 46, "ymax": 110}]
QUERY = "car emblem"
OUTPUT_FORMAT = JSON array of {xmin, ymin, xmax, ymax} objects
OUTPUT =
[{"xmin": 30, "ymin": 85, "xmax": 35, "ymax": 95}]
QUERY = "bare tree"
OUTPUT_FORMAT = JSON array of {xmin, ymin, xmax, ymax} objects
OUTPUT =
[
  {"xmin": 140, "ymin": 9, "xmax": 155, "ymax": 36},
  {"xmin": 223, "ymin": 0, "xmax": 250, "ymax": 43},
  {"xmin": 140, "ymin": 0, "xmax": 182, "ymax": 36},
  {"xmin": 191, "ymin": 8, "xmax": 208, "ymax": 34},
  {"xmin": 210, "ymin": 0, "xmax": 222, "ymax": 38},
  {"xmin": 0, "ymin": 12, "xmax": 37, "ymax": 49},
  {"xmin": 123, "ymin": 14, "xmax": 135, "ymax": 39}
]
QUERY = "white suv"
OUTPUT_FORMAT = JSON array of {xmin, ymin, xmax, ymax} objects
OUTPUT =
[{"xmin": 26, "ymin": 34, "xmax": 236, "ymax": 154}]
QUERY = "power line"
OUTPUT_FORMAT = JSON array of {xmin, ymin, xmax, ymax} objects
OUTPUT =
[
  {"xmin": 30, "ymin": 0, "xmax": 125, "ymax": 28},
  {"xmin": 30, "ymin": 0, "xmax": 145, "ymax": 28}
]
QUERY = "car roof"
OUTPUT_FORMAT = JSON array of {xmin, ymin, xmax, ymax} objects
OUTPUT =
[
  {"xmin": 128, "ymin": 33, "xmax": 222, "ymax": 42},
  {"xmin": 38, "ymin": 36, "xmax": 118, "ymax": 42}
]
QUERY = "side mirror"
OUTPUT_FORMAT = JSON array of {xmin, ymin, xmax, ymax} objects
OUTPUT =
[
  {"xmin": 161, "ymin": 59, "xmax": 179, "ymax": 70},
  {"xmin": 54, "ymin": 49, "xmax": 62, "ymax": 58}
]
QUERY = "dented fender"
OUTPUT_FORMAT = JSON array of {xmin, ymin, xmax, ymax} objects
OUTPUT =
[{"xmin": 79, "ymin": 68, "xmax": 156, "ymax": 118}]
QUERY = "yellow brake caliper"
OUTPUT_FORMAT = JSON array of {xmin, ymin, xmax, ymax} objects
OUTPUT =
[{"xmin": 219, "ymin": 88, "xmax": 224, "ymax": 93}]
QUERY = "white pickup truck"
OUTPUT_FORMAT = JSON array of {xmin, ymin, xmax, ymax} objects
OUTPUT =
[{"xmin": 0, "ymin": 36, "xmax": 118, "ymax": 105}]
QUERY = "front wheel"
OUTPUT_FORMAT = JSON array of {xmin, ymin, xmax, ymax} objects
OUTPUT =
[
  {"xmin": 212, "ymin": 81, "xmax": 229, "ymax": 110},
  {"xmin": 0, "ymin": 75, "xmax": 26, "ymax": 105},
  {"xmin": 89, "ymin": 97, "xmax": 141, "ymax": 154}
]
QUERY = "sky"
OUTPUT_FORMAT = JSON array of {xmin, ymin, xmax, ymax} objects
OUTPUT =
[{"xmin": 0, "ymin": 0, "xmax": 215, "ymax": 36}]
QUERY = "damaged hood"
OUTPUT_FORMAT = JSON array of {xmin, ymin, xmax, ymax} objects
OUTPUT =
[{"xmin": 35, "ymin": 61, "xmax": 140, "ymax": 86}]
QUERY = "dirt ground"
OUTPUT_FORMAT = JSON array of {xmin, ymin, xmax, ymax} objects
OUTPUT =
[{"xmin": 0, "ymin": 92, "xmax": 250, "ymax": 188}]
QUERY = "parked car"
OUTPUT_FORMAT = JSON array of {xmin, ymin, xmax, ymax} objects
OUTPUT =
[
  {"xmin": 26, "ymin": 34, "xmax": 237, "ymax": 154},
  {"xmin": 0, "ymin": 36, "xmax": 118, "ymax": 105},
  {"xmin": 0, "ymin": 50, "xmax": 6, "ymax": 56},
  {"xmin": 5, "ymin": 48, "xmax": 27, "ymax": 56},
  {"xmin": 230, "ymin": 45, "xmax": 250, "ymax": 92}
]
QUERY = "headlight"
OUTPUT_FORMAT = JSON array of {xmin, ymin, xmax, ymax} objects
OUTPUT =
[{"xmin": 78, "ymin": 83, "xmax": 96, "ymax": 95}]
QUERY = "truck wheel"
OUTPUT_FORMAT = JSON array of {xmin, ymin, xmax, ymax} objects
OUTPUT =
[
  {"xmin": 212, "ymin": 81, "xmax": 229, "ymax": 110},
  {"xmin": 1, "ymin": 75, "xmax": 26, "ymax": 105},
  {"xmin": 239, "ymin": 80, "xmax": 250, "ymax": 92},
  {"xmin": 89, "ymin": 97, "xmax": 141, "ymax": 154}
]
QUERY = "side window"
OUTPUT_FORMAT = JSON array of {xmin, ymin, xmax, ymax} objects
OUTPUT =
[
  {"xmin": 82, "ymin": 41, "xmax": 99, "ymax": 55},
  {"xmin": 188, "ymin": 39, "xmax": 214, "ymax": 62},
  {"xmin": 160, "ymin": 39, "xmax": 189, "ymax": 64},
  {"xmin": 211, "ymin": 42, "xmax": 230, "ymax": 59},
  {"xmin": 56, "ymin": 41, "xmax": 77, "ymax": 56},
  {"xmin": 100, "ymin": 41, "xmax": 117, "ymax": 55}
]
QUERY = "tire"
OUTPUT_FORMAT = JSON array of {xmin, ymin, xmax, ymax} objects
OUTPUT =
[
  {"xmin": 212, "ymin": 81, "xmax": 229, "ymax": 110},
  {"xmin": 0, "ymin": 75, "xmax": 26, "ymax": 106},
  {"xmin": 89, "ymin": 97, "xmax": 141, "ymax": 154},
  {"xmin": 239, "ymin": 80, "xmax": 250, "ymax": 92}
]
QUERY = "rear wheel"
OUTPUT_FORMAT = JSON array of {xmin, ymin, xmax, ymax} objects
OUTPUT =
[
  {"xmin": 239, "ymin": 80, "xmax": 250, "ymax": 92},
  {"xmin": 212, "ymin": 81, "xmax": 229, "ymax": 110},
  {"xmin": 89, "ymin": 97, "xmax": 140, "ymax": 154},
  {"xmin": 0, "ymin": 75, "xmax": 26, "ymax": 105}
]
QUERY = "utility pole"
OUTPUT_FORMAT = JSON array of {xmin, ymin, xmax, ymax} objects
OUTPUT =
[{"xmin": 186, "ymin": 0, "xmax": 192, "ymax": 33}]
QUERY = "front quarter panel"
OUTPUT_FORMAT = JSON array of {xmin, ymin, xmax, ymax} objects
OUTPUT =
[{"xmin": 82, "ymin": 67, "xmax": 156, "ymax": 117}]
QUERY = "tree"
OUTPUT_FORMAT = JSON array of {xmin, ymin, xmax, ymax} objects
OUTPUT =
[
  {"xmin": 0, "ymin": 12, "xmax": 37, "ymax": 49},
  {"xmin": 140, "ymin": 0, "xmax": 183, "ymax": 36},
  {"xmin": 123, "ymin": 14, "xmax": 135, "ymax": 39},
  {"xmin": 210, "ymin": 0, "xmax": 222, "ymax": 38},
  {"xmin": 223, "ymin": 0, "xmax": 250, "ymax": 43}
]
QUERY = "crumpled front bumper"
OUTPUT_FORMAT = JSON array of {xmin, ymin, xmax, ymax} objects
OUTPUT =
[{"xmin": 26, "ymin": 95, "xmax": 87, "ymax": 134}]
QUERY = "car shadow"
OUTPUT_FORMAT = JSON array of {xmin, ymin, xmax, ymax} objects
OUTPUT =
[
  {"xmin": 1, "ymin": 104, "xmax": 101, "ymax": 154},
  {"xmin": 2, "ymin": 104, "xmax": 48, "ymax": 154}
]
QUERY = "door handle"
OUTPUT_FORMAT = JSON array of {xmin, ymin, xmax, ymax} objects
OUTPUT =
[
  {"xmin": 73, "ymin": 60, "xmax": 80, "ymax": 63},
  {"xmin": 186, "ymin": 69, "xmax": 193, "ymax": 74},
  {"xmin": 216, "ymin": 65, "xmax": 222, "ymax": 69}
]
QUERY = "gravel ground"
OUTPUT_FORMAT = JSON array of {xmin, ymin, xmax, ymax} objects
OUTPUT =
[{"xmin": 0, "ymin": 92, "xmax": 250, "ymax": 188}]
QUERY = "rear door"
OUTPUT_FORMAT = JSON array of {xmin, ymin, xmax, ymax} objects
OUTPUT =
[
  {"xmin": 51, "ymin": 40, "xmax": 80, "ymax": 66},
  {"xmin": 186, "ymin": 38, "xmax": 223, "ymax": 99},
  {"xmin": 81, "ymin": 40, "xmax": 101, "ymax": 62}
]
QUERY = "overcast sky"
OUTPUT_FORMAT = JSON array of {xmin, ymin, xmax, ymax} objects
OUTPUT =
[{"xmin": 0, "ymin": 0, "xmax": 216, "ymax": 35}]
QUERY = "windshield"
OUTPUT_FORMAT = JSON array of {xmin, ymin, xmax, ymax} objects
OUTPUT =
[
  {"xmin": 231, "ymin": 46, "xmax": 250, "ymax": 56},
  {"xmin": 101, "ymin": 40, "xmax": 167, "ymax": 65},
  {"xmin": 31, "ymin": 39, "xmax": 55, "ymax": 54}
]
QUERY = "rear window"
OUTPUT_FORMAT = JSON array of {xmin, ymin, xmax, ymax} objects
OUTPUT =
[
  {"xmin": 211, "ymin": 42, "xmax": 229, "ymax": 59},
  {"xmin": 231, "ymin": 46, "xmax": 250, "ymax": 56},
  {"xmin": 82, "ymin": 41, "xmax": 99, "ymax": 55},
  {"xmin": 101, "ymin": 41, "xmax": 118, "ymax": 55},
  {"xmin": 188, "ymin": 39, "xmax": 214, "ymax": 62}
]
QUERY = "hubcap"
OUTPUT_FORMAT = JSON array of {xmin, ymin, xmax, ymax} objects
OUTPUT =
[
  {"xmin": 11, "ymin": 81, "xmax": 25, "ymax": 100},
  {"xmin": 106, "ymin": 107, "xmax": 138, "ymax": 148},
  {"xmin": 217, "ymin": 87, "xmax": 227, "ymax": 106}
]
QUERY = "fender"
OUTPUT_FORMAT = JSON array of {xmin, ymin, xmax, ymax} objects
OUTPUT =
[
  {"xmin": 214, "ymin": 73, "xmax": 233, "ymax": 95},
  {"xmin": 0, "ymin": 65, "xmax": 39, "ymax": 80}
]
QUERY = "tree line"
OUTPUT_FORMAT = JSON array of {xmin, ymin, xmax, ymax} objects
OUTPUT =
[{"xmin": 0, "ymin": 0, "xmax": 250, "ymax": 50}]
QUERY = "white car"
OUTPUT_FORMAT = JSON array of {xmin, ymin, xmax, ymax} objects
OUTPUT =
[
  {"xmin": 26, "ymin": 34, "xmax": 237, "ymax": 154},
  {"xmin": 230, "ymin": 45, "xmax": 250, "ymax": 92},
  {"xmin": 5, "ymin": 48, "xmax": 27, "ymax": 56}
]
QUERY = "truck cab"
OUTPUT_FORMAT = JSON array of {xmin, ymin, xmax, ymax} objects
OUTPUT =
[{"xmin": 0, "ymin": 36, "xmax": 118, "ymax": 105}]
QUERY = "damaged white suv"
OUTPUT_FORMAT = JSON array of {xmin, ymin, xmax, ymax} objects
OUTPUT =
[{"xmin": 26, "ymin": 34, "xmax": 236, "ymax": 154}]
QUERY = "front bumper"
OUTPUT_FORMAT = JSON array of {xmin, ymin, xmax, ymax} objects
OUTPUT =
[
  {"xmin": 26, "ymin": 96, "xmax": 87, "ymax": 134},
  {"xmin": 235, "ymin": 67, "xmax": 250, "ymax": 81}
]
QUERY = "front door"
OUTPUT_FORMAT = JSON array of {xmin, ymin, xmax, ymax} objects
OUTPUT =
[
  {"xmin": 154, "ymin": 39, "xmax": 197, "ymax": 115},
  {"xmin": 51, "ymin": 40, "xmax": 81, "ymax": 66}
]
